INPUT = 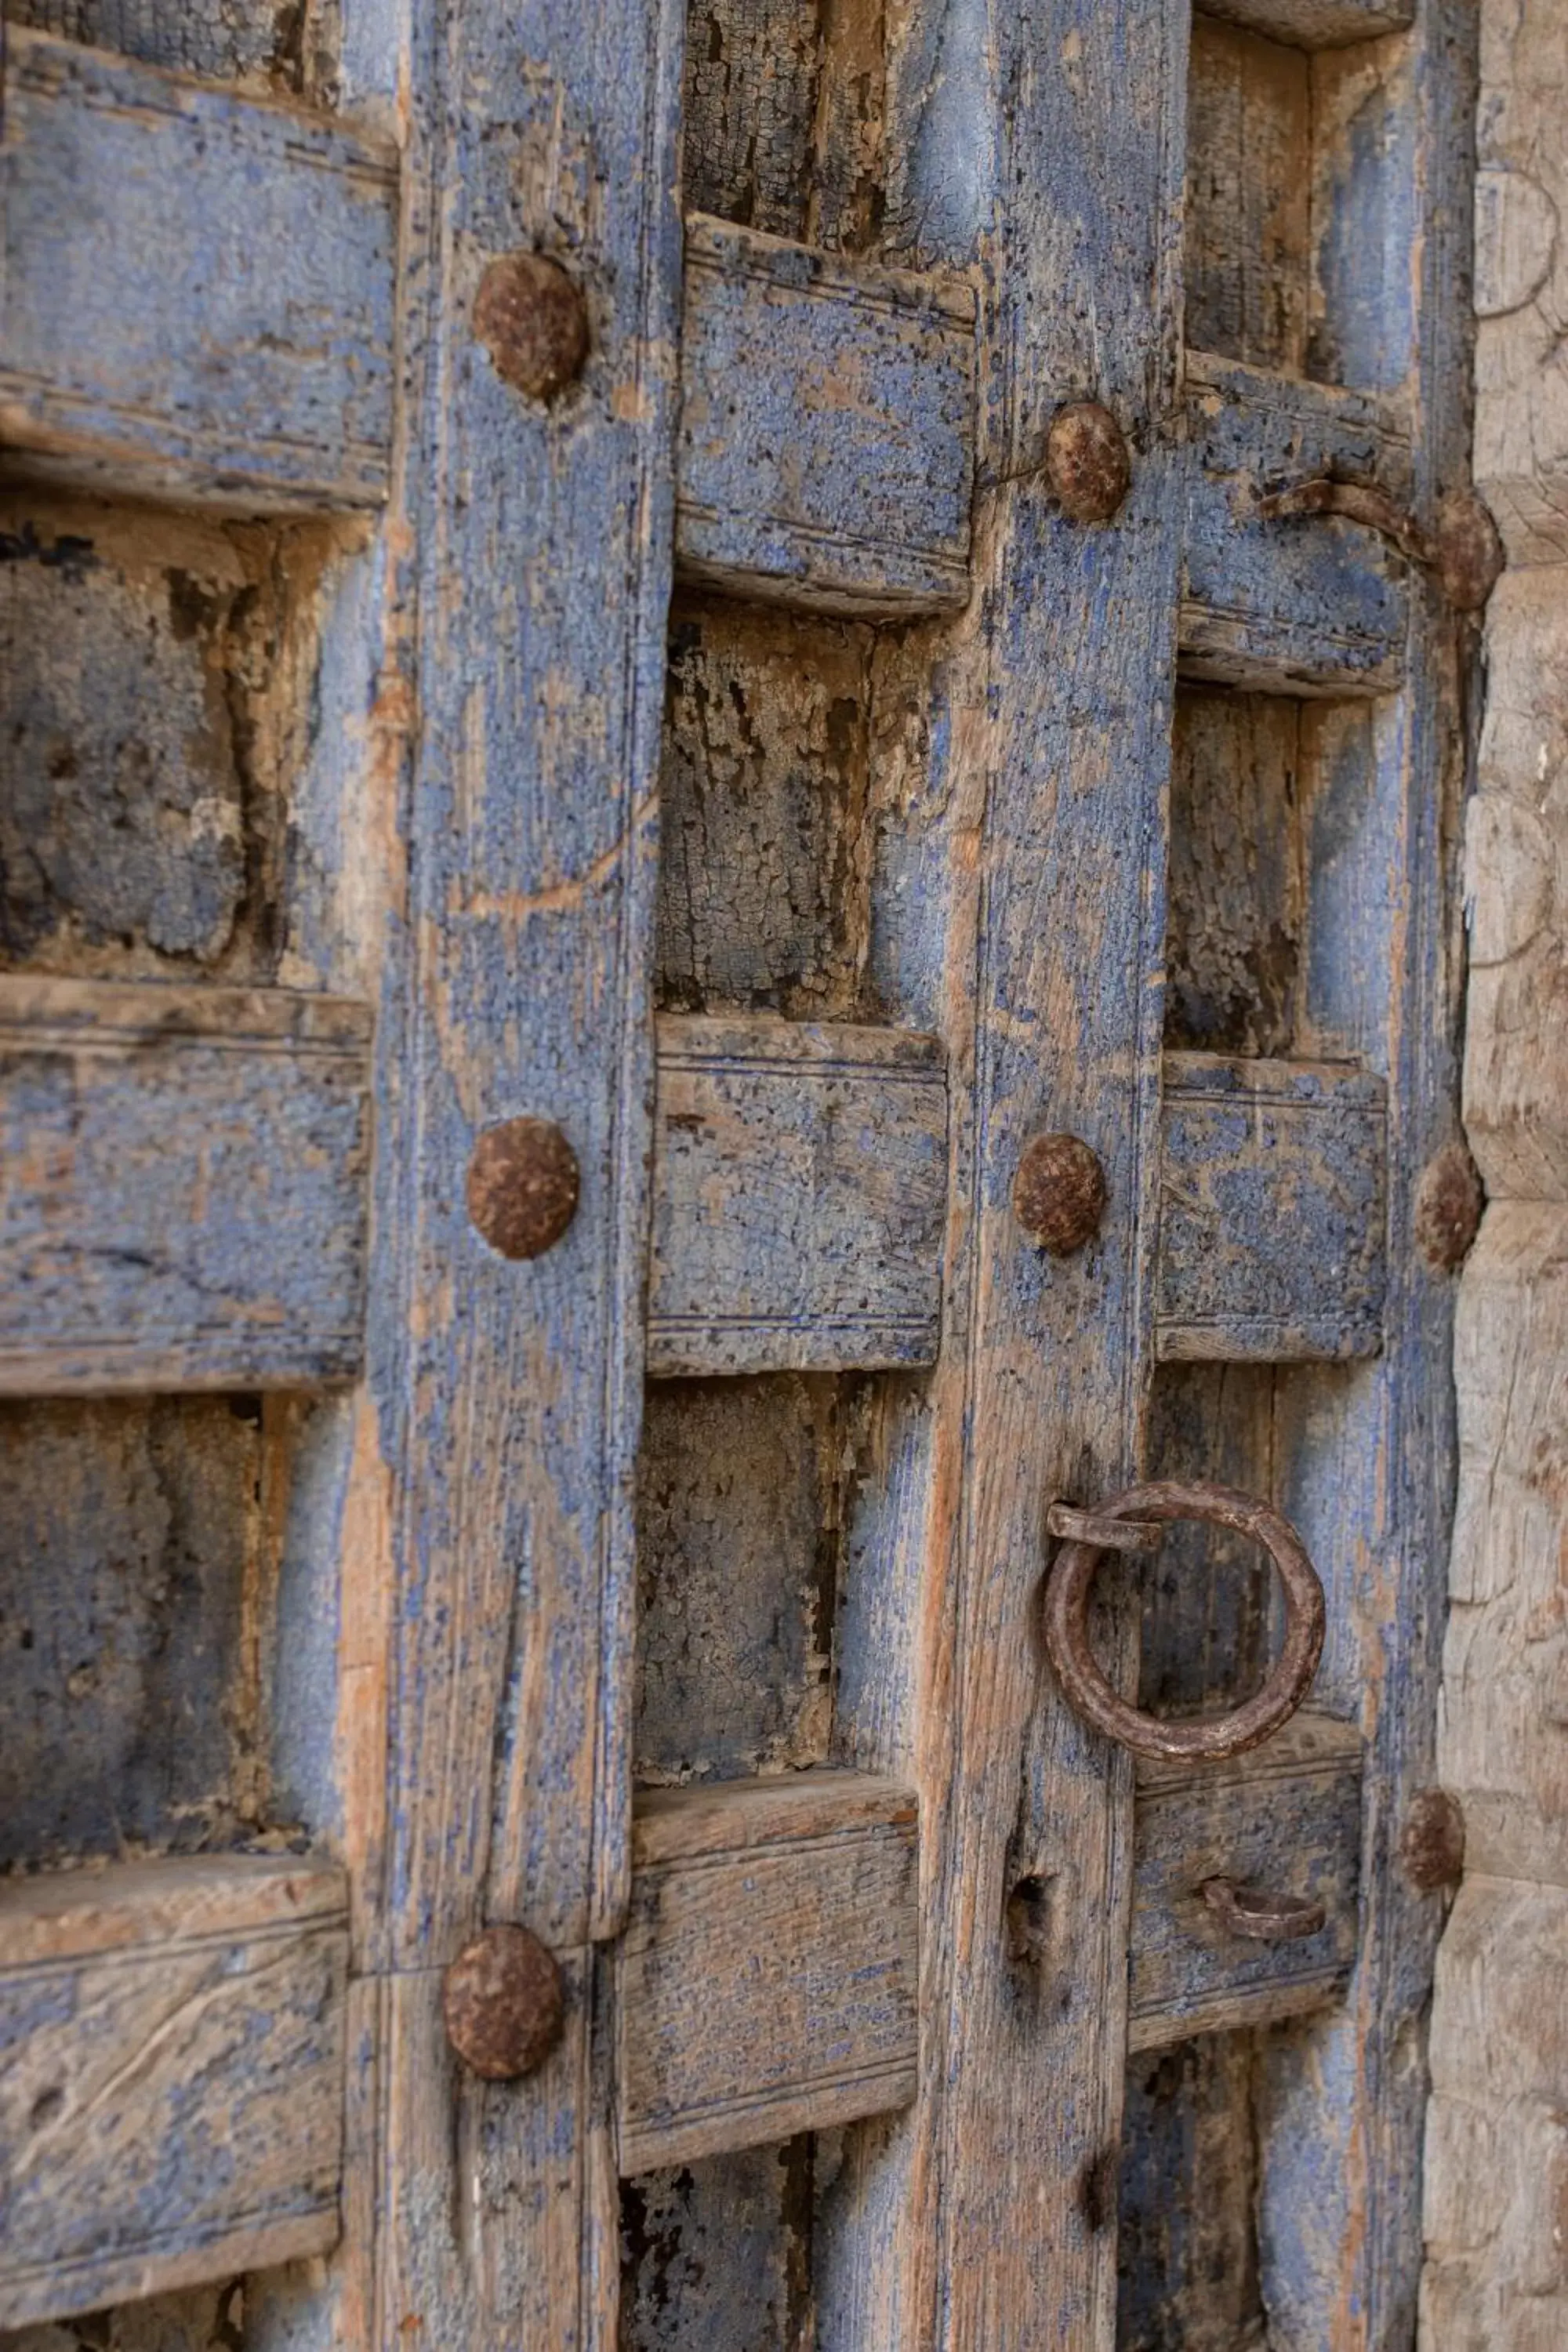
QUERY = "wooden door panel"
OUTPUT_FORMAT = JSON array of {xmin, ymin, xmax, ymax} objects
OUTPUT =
[
  {"xmin": 0, "ymin": 978, "xmax": 372, "ymax": 1392},
  {"xmin": 648, "ymin": 1016, "xmax": 948, "ymax": 1375},
  {"xmin": 617, "ymin": 1773, "xmax": 919, "ymax": 2172},
  {"xmin": 1200, "ymin": 0, "xmax": 1412, "ymax": 42},
  {"xmin": 0, "ymin": 30, "xmax": 398, "ymax": 512},
  {"xmin": 0, "ymin": 986, "xmax": 1385, "ymax": 1404},
  {"xmin": 1183, "ymin": 355, "xmax": 1414, "ymax": 692},
  {"xmin": 677, "ymin": 216, "xmax": 975, "ymax": 617},
  {"xmin": 0, "ymin": 0, "xmax": 1475, "ymax": 2335},
  {"xmin": 1127, "ymin": 1713, "xmax": 1363, "ymax": 2051},
  {"xmin": 0, "ymin": 1858, "xmax": 348, "ymax": 2330},
  {"xmin": 1156, "ymin": 1051, "xmax": 1387, "ymax": 1363}
]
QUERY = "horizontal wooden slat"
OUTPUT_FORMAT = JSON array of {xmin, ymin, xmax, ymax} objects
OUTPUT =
[
  {"xmin": 618, "ymin": 1772, "xmax": 919, "ymax": 2173},
  {"xmin": 0, "ymin": 978, "xmax": 372, "ymax": 1393},
  {"xmin": 1128, "ymin": 1712, "xmax": 1362, "ymax": 2051},
  {"xmin": 1156, "ymin": 1051, "xmax": 1388, "ymax": 1362},
  {"xmin": 648, "ymin": 1014, "xmax": 948, "ymax": 1375},
  {"xmin": 676, "ymin": 212, "xmax": 976, "ymax": 617},
  {"xmin": 13, "ymin": 1012, "xmax": 1379, "ymax": 1390},
  {"xmin": 0, "ymin": 29, "xmax": 397, "ymax": 511},
  {"xmin": 1181, "ymin": 351, "xmax": 1413, "ymax": 692},
  {"xmin": 0, "ymin": 1854, "xmax": 348, "ymax": 2328},
  {"xmin": 1194, "ymin": 0, "xmax": 1414, "ymax": 45}
]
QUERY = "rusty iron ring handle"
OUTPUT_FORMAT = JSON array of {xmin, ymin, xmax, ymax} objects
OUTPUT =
[{"xmin": 1042, "ymin": 1479, "xmax": 1327, "ymax": 1764}]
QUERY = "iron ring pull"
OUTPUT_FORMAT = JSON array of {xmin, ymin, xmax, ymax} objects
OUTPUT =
[{"xmin": 1042, "ymin": 1479, "xmax": 1327, "ymax": 1765}]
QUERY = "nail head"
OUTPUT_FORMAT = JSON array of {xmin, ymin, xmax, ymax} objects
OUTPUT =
[
  {"xmin": 1014, "ymin": 1131, "xmax": 1107, "ymax": 1254},
  {"xmin": 467, "ymin": 1117, "xmax": 579, "ymax": 1259},
  {"xmin": 474, "ymin": 252, "xmax": 589, "ymax": 402},
  {"xmin": 1045, "ymin": 401, "xmax": 1131, "ymax": 524},
  {"xmin": 443, "ymin": 1923, "xmax": 565, "ymax": 2080}
]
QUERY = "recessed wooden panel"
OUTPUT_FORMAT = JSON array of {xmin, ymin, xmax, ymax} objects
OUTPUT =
[
  {"xmin": 0, "ymin": 1855, "xmax": 348, "ymax": 2328},
  {"xmin": 1128, "ymin": 1712, "xmax": 1362, "ymax": 2050},
  {"xmin": 618, "ymin": 1773, "xmax": 919, "ymax": 2174},
  {"xmin": 1182, "ymin": 354, "xmax": 1412, "ymax": 691},
  {"xmin": 0, "ymin": 978, "xmax": 372, "ymax": 1392},
  {"xmin": 648, "ymin": 1015, "xmax": 947, "ymax": 1374},
  {"xmin": 677, "ymin": 214, "xmax": 976, "ymax": 616},
  {"xmin": 1156, "ymin": 1051, "xmax": 1387, "ymax": 1361},
  {"xmin": 0, "ymin": 31, "xmax": 397, "ymax": 511},
  {"xmin": 1187, "ymin": 15, "xmax": 1312, "ymax": 375}
]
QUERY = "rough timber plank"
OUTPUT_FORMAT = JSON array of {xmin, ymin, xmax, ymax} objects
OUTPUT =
[
  {"xmin": 0, "ymin": 1855, "xmax": 347, "ymax": 2329},
  {"xmin": 0, "ymin": 978, "xmax": 372, "ymax": 1393},
  {"xmin": 1247, "ymin": 2, "xmax": 1478, "ymax": 2335},
  {"xmin": 1127, "ymin": 1712, "xmax": 1363, "ymax": 2051},
  {"xmin": 1182, "ymin": 352, "xmax": 1413, "ymax": 691},
  {"xmin": 676, "ymin": 213, "xmax": 976, "ymax": 615},
  {"xmin": 324, "ymin": 0, "xmax": 687, "ymax": 2339},
  {"xmin": 648, "ymin": 1016, "xmax": 947, "ymax": 1374},
  {"xmin": 815, "ymin": 1, "xmax": 1189, "ymax": 2343},
  {"xmin": 617, "ymin": 1773, "xmax": 919, "ymax": 2174},
  {"xmin": 0, "ymin": 29, "xmax": 397, "ymax": 512},
  {"xmin": 1156, "ymin": 1051, "xmax": 1388, "ymax": 1361}
]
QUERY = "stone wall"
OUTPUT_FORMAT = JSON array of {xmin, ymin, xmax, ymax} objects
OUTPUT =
[{"xmin": 1419, "ymin": 3, "xmax": 1568, "ymax": 2343}]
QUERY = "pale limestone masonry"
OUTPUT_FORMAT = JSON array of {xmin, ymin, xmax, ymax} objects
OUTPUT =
[{"xmin": 1418, "ymin": 2, "xmax": 1568, "ymax": 2342}]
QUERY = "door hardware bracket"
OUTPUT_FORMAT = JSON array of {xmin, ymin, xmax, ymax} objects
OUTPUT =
[
  {"xmin": 1257, "ymin": 478, "xmax": 1503, "ymax": 612},
  {"xmin": 1200, "ymin": 1876, "xmax": 1327, "ymax": 1944}
]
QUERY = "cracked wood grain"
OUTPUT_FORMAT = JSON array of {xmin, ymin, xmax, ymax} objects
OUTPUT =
[
  {"xmin": 815, "ymin": 2, "xmax": 1190, "ymax": 2342},
  {"xmin": 0, "ymin": 1856, "xmax": 348, "ymax": 2330}
]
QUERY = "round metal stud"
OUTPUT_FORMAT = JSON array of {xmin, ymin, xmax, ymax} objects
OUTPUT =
[
  {"xmin": 1013, "ymin": 1131, "xmax": 1107, "ymax": 1255},
  {"xmin": 467, "ymin": 1117, "xmax": 579, "ymax": 1260},
  {"xmin": 1400, "ymin": 1788, "xmax": 1466, "ymax": 1893},
  {"xmin": 443, "ymin": 1923, "xmax": 565, "ymax": 2081},
  {"xmin": 1435, "ymin": 490, "xmax": 1504, "ymax": 613},
  {"xmin": 474, "ymin": 252, "xmax": 590, "ymax": 402},
  {"xmin": 1416, "ymin": 1139, "xmax": 1484, "ymax": 1272},
  {"xmin": 1044, "ymin": 400, "xmax": 1131, "ymax": 524}
]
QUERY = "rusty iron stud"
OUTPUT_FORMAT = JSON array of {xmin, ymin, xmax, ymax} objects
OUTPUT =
[
  {"xmin": 467, "ymin": 1117, "xmax": 579, "ymax": 1260},
  {"xmin": 1400, "ymin": 1788, "xmax": 1466, "ymax": 1893},
  {"xmin": 1013, "ymin": 1131, "xmax": 1107, "ymax": 1255},
  {"xmin": 474, "ymin": 252, "xmax": 589, "ymax": 402},
  {"xmin": 1435, "ymin": 490, "xmax": 1505, "ymax": 613},
  {"xmin": 1044, "ymin": 401, "xmax": 1131, "ymax": 524},
  {"xmin": 443, "ymin": 1923, "xmax": 564, "ymax": 2080},
  {"xmin": 1416, "ymin": 1140, "xmax": 1485, "ymax": 1273}
]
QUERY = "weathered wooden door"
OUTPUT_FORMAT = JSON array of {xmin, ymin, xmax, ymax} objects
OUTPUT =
[{"xmin": 0, "ymin": 0, "xmax": 1485, "ymax": 2343}]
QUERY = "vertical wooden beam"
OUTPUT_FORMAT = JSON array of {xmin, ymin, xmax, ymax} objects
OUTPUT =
[
  {"xmin": 1251, "ymin": 8, "xmax": 1478, "ymax": 2347},
  {"xmin": 819, "ymin": 2, "xmax": 1189, "ymax": 2344},
  {"xmin": 250, "ymin": 0, "xmax": 684, "ymax": 2342},
  {"xmin": 365, "ymin": 2, "xmax": 684, "ymax": 2336}
]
